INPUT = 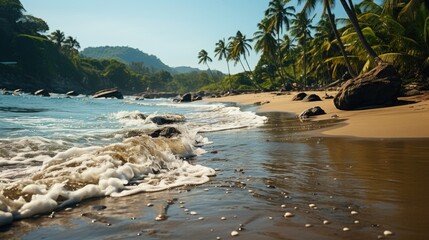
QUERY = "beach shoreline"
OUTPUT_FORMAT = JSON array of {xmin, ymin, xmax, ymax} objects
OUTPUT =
[{"xmin": 204, "ymin": 91, "xmax": 429, "ymax": 139}]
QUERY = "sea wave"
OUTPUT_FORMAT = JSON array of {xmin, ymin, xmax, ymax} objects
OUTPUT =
[{"xmin": 0, "ymin": 134, "xmax": 215, "ymax": 226}]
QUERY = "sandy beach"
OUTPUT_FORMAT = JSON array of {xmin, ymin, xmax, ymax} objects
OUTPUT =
[{"xmin": 204, "ymin": 91, "xmax": 429, "ymax": 139}]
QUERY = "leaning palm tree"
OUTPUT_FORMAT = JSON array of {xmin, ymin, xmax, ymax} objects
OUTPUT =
[
  {"xmin": 214, "ymin": 39, "xmax": 232, "ymax": 91},
  {"xmin": 290, "ymin": 11, "xmax": 315, "ymax": 88},
  {"xmin": 198, "ymin": 49, "xmax": 215, "ymax": 81},
  {"xmin": 339, "ymin": 0, "xmax": 380, "ymax": 62},
  {"xmin": 49, "ymin": 30, "xmax": 65, "ymax": 48}
]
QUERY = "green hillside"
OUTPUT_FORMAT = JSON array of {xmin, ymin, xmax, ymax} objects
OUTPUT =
[{"xmin": 80, "ymin": 46, "xmax": 173, "ymax": 72}]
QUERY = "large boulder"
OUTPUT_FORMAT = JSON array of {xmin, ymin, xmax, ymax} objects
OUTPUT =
[
  {"xmin": 334, "ymin": 63, "xmax": 401, "ymax": 110},
  {"xmin": 93, "ymin": 88, "xmax": 124, "ymax": 99}
]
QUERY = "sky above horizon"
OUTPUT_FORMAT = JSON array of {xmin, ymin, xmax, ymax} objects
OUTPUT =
[{"xmin": 20, "ymin": 0, "xmax": 341, "ymax": 74}]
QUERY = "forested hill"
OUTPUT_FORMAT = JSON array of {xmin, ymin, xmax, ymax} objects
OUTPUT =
[{"xmin": 81, "ymin": 46, "xmax": 200, "ymax": 74}]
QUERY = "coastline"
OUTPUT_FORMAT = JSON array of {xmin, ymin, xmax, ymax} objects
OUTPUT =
[{"xmin": 204, "ymin": 91, "xmax": 429, "ymax": 139}]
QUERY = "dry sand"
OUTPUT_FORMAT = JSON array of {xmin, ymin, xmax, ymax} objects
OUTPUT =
[{"xmin": 204, "ymin": 91, "xmax": 429, "ymax": 139}]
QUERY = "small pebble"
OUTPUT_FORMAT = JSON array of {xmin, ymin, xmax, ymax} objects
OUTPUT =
[
  {"xmin": 351, "ymin": 210, "xmax": 358, "ymax": 215},
  {"xmin": 231, "ymin": 230, "xmax": 239, "ymax": 236},
  {"xmin": 180, "ymin": 204, "xmax": 185, "ymax": 208},
  {"xmin": 147, "ymin": 203, "xmax": 153, "ymax": 207},
  {"xmin": 91, "ymin": 219, "xmax": 97, "ymax": 223},
  {"xmin": 343, "ymin": 227, "xmax": 350, "ymax": 232},
  {"xmin": 309, "ymin": 203, "xmax": 316, "ymax": 209},
  {"xmin": 106, "ymin": 223, "xmax": 111, "ymax": 226},
  {"xmin": 323, "ymin": 220, "xmax": 330, "ymax": 225},
  {"xmin": 190, "ymin": 211, "xmax": 198, "ymax": 215},
  {"xmin": 198, "ymin": 217, "xmax": 204, "ymax": 220},
  {"xmin": 281, "ymin": 204, "xmax": 286, "ymax": 208},
  {"xmin": 65, "ymin": 208, "xmax": 73, "ymax": 211},
  {"xmin": 305, "ymin": 224, "xmax": 312, "ymax": 228},
  {"xmin": 268, "ymin": 217, "xmax": 273, "ymax": 220},
  {"xmin": 131, "ymin": 217, "xmax": 136, "ymax": 220},
  {"xmin": 155, "ymin": 214, "xmax": 166, "ymax": 221},
  {"xmin": 184, "ymin": 209, "xmax": 189, "ymax": 212},
  {"xmin": 284, "ymin": 212, "xmax": 294, "ymax": 218},
  {"xmin": 216, "ymin": 237, "xmax": 221, "ymax": 240},
  {"xmin": 383, "ymin": 230, "xmax": 393, "ymax": 236},
  {"xmin": 248, "ymin": 190, "xmax": 254, "ymax": 193},
  {"xmin": 221, "ymin": 217, "xmax": 226, "ymax": 220},
  {"xmin": 204, "ymin": 189, "xmax": 209, "ymax": 191},
  {"xmin": 354, "ymin": 220, "xmax": 360, "ymax": 224},
  {"xmin": 137, "ymin": 233, "xmax": 142, "ymax": 236}
]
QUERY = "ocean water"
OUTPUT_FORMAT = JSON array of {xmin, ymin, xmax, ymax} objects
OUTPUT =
[{"xmin": 0, "ymin": 93, "xmax": 266, "ymax": 226}]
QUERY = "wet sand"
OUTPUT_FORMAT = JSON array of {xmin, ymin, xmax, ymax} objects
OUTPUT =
[{"xmin": 1, "ymin": 112, "xmax": 429, "ymax": 240}]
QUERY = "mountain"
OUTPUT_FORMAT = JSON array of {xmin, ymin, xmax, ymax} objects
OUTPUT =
[
  {"xmin": 80, "ymin": 46, "xmax": 203, "ymax": 74},
  {"xmin": 173, "ymin": 66, "xmax": 201, "ymax": 74}
]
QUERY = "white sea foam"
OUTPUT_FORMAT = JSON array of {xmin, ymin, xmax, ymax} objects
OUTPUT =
[{"xmin": 0, "ymin": 134, "xmax": 215, "ymax": 226}]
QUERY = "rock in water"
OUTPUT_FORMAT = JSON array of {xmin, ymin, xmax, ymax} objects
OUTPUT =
[
  {"xmin": 181, "ymin": 93, "xmax": 192, "ymax": 102},
  {"xmin": 149, "ymin": 127, "xmax": 181, "ymax": 138},
  {"xmin": 34, "ymin": 89, "xmax": 50, "ymax": 97},
  {"xmin": 66, "ymin": 90, "xmax": 79, "ymax": 96},
  {"xmin": 334, "ymin": 63, "xmax": 401, "ymax": 110},
  {"xmin": 93, "ymin": 88, "xmax": 123, "ymax": 99}
]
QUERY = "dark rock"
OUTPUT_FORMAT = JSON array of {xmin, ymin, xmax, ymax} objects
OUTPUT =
[
  {"xmin": 334, "ymin": 63, "xmax": 401, "ymax": 110},
  {"xmin": 34, "ymin": 89, "xmax": 50, "ymax": 97},
  {"xmin": 180, "ymin": 93, "xmax": 192, "ymax": 102},
  {"xmin": 192, "ymin": 96, "xmax": 202, "ymax": 101},
  {"xmin": 93, "ymin": 88, "xmax": 124, "ymax": 99},
  {"xmin": 292, "ymin": 92, "xmax": 307, "ymax": 101},
  {"xmin": 150, "ymin": 115, "xmax": 185, "ymax": 125},
  {"xmin": 66, "ymin": 90, "xmax": 79, "ymax": 96},
  {"xmin": 124, "ymin": 130, "xmax": 145, "ymax": 138},
  {"xmin": 149, "ymin": 127, "xmax": 181, "ymax": 138},
  {"xmin": 302, "ymin": 94, "xmax": 322, "ymax": 102},
  {"xmin": 298, "ymin": 106, "xmax": 326, "ymax": 118}
]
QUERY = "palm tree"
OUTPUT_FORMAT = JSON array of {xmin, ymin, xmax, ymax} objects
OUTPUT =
[
  {"xmin": 290, "ymin": 11, "xmax": 315, "ymax": 87},
  {"xmin": 229, "ymin": 31, "xmax": 253, "ymax": 73},
  {"xmin": 229, "ymin": 31, "xmax": 259, "ymax": 89},
  {"xmin": 339, "ymin": 0, "xmax": 380, "ymax": 62},
  {"xmin": 198, "ymin": 49, "xmax": 215, "ymax": 81},
  {"xmin": 49, "ymin": 30, "xmax": 65, "ymax": 48},
  {"xmin": 300, "ymin": 0, "xmax": 356, "ymax": 77},
  {"xmin": 264, "ymin": 0, "xmax": 296, "ymax": 85},
  {"xmin": 214, "ymin": 38, "xmax": 232, "ymax": 91},
  {"xmin": 64, "ymin": 36, "xmax": 80, "ymax": 50}
]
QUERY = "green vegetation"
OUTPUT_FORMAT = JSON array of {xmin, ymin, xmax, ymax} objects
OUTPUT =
[
  {"xmin": 201, "ymin": 0, "xmax": 429, "ymax": 91},
  {"xmin": 2, "ymin": 0, "xmax": 428, "ymax": 95}
]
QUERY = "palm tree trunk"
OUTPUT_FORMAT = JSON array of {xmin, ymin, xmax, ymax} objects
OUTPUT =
[
  {"xmin": 226, "ymin": 60, "xmax": 232, "ymax": 92},
  {"xmin": 206, "ymin": 63, "xmax": 215, "ymax": 83},
  {"xmin": 339, "ymin": 0, "xmax": 379, "ymax": 60},
  {"xmin": 303, "ymin": 37, "xmax": 307, "ymax": 88},
  {"xmin": 326, "ymin": 5, "xmax": 356, "ymax": 77}
]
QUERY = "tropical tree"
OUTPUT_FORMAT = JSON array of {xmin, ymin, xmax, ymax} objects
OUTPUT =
[
  {"xmin": 214, "ymin": 38, "xmax": 232, "ymax": 91},
  {"xmin": 264, "ymin": 0, "xmax": 295, "ymax": 85},
  {"xmin": 49, "ymin": 29, "xmax": 65, "ymax": 48},
  {"xmin": 229, "ymin": 31, "xmax": 253, "ymax": 74},
  {"xmin": 198, "ymin": 49, "xmax": 215, "ymax": 81},
  {"xmin": 338, "ymin": 0, "xmax": 380, "ymax": 63},
  {"xmin": 300, "ymin": 0, "xmax": 356, "ymax": 77},
  {"xmin": 290, "ymin": 11, "xmax": 315, "ymax": 87}
]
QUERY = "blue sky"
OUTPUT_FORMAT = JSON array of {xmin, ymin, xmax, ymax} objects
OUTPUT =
[{"xmin": 20, "ymin": 0, "xmax": 342, "ymax": 74}]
